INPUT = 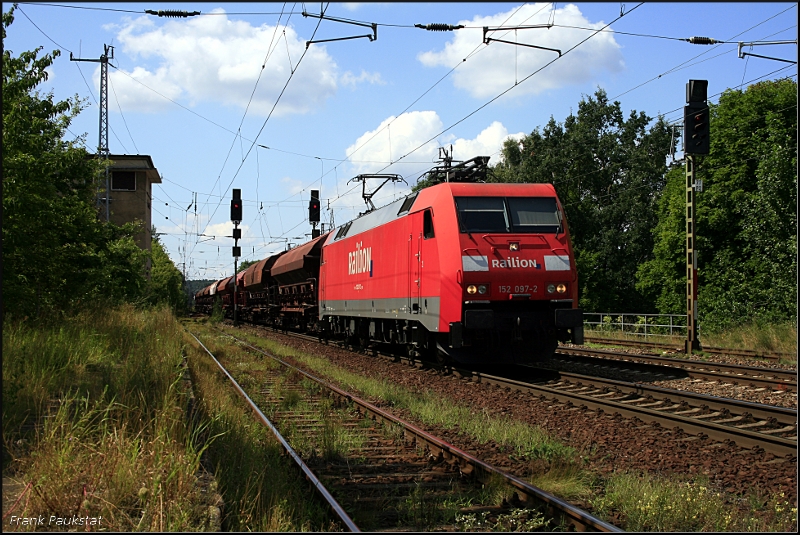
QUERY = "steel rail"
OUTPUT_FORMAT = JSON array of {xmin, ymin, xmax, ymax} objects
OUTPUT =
[
  {"xmin": 461, "ymin": 370, "xmax": 797, "ymax": 457},
  {"xmin": 550, "ymin": 370, "xmax": 798, "ymax": 427},
  {"xmin": 556, "ymin": 347, "xmax": 797, "ymax": 391},
  {"xmin": 228, "ymin": 335, "xmax": 622, "ymax": 532},
  {"xmin": 186, "ymin": 330, "xmax": 360, "ymax": 532}
]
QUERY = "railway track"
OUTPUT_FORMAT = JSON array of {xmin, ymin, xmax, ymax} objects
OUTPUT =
[
  {"xmin": 310, "ymin": 336, "xmax": 798, "ymax": 457},
  {"xmin": 581, "ymin": 336, "xmax": 795, "ymax": 362},
  {"xmin": 221, "ymin": 324, "xmax": 796, "ymax": 457},
  {"xmin": 186, "ymin": 328, "xmax": 621, "ymax": 532},
  {"xmin": 554, "ymin": 347, "xmax": 797, "ymax": 392},
  {"xmin": 511, "ymin": 368, "xmax": 797, "ymax": 457}
]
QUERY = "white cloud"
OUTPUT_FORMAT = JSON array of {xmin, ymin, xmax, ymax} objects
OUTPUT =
[
  {"xmin": 345, "ymin": 111, "xmax": 524, "ymax": 174},
  {"xmin": 43, "ymin": 65, "xmax": 56, "ymax": 84},
  {"xmin": 202, "ymin": 221, "xmax": 248, "ymax": 241},
  {"xmin": 104, "ymin": 9, "xmax": 339, "ymax": 115},
  {"xmin": 340, "ymin": 69, "xmax": 385, "ymax": 89},
  {"xmin": 280, "ymin": 176, "xmax": 306, "ymax": 196},
  {"xmin": 340, "ymin": 3, "xmax": 372, "ymax": 12},
  {"xmin": 345, "ymin": 110, "xmax": 444, "ymax": 175},
  {"xmin": 329, "ymin": 114, "xmax": 523, "ymax": 220},
  {"xmin": 418, "ymin": 3, "xmax": 624, "ymax": 99},
  {"xmin": 449, "ymin": 121, "xmax": 525, "ymax": 163}
]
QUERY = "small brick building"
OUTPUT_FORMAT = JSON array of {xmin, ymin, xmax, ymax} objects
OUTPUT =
[{"xmin": 106, "ymin": 154, "xmax": 161, "ymax": 250}]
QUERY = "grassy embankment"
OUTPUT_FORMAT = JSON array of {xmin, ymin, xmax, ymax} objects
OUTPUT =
[
  {"xmin": 215, "ymin": 322, "xmax": 796, "ymax": 532},
  {"xmin": 2, "ymin": 306, "xmax": 213, "ymax": 530},
  {"xmin": 2, "ymin": 307, "xmax": 334, "ymax": 532},
  {"xmin": 586, "ymin": 319, "xmax": 797, "ymax": 363}
]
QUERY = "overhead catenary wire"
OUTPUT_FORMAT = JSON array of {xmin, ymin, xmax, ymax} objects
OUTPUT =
[
  {"xmin": 367, "ymin": 4, "xmax": 646, "ymax": 177},
  {"xmin": 15, "ymin": 3, "xmax": 795, "ymax": 278},
  {"xmin": 108, "ymin": 74, "xmax": 139, "ymax": 154},
  {"xmin": 190, "ymin": 3, "xmax": 331, "ymax": 260},
  {"xmin": 610, "ymin": 3, "xmax": 797, "ymax": 101},
  {"xmin": 270, "ymin": 2, "xmax": 546, "ymax": 218},
  {"xmin": 202, "ymin": 2, "xmax": 292, "ymax": 263}
]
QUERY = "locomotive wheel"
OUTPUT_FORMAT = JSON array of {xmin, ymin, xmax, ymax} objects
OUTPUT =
[
  {"xmin": 531, "ymin": 336, "xmax": 558, "ymax": 362},
  {"xmin": 435, "ymin": 344, "xmax": 451, "ymax": 365}
]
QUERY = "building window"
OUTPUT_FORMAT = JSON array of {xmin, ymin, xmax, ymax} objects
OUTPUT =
[{"xmin": 112, "ymin": 171, "xmax": 136, "ymax": 191}]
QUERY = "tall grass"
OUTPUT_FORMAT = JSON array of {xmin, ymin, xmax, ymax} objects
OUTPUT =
[
  {"xmin": 701, "ymin": 321, "xmax": 797, "ymax": 361},
  {"xmin": 2, "ymin": 305, "xmax": 216, "ymax": 531}
]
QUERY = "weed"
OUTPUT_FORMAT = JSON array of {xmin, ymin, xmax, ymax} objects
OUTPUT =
[
  {"xmin": 3, "ymin": 307, "xmax": 217, "ymax": 531},
  {"xmin": 398, "ymin": 481, "xmax": 446, "ymax": 530},
  {"xmin": 590, "ymin": 472, "xmax": 797, "ymax": 532},
  {"xmin": 457, "ymin": 508, "xmax": 551, "ymax": 531}
]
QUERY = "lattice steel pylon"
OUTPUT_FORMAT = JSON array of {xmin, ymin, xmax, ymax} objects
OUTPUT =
[{"xmin": 71, "ymin": 45, "xmax": 114, "ymax": 221}]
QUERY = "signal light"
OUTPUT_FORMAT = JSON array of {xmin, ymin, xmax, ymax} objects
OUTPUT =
[
  {"xmin": 230, "ymin": 199, "xmax": 242, "ymax": 222},
  {"xmin": 684, "ymin": 103, "xmax": 710, "ymax": 154},
  {"xmin": 309, "ymin": 189, "xmax": 320, "ymax": 223},
  {"xmin": 231, "ymin": 188, "xmax": 242, "ymax": 222}
]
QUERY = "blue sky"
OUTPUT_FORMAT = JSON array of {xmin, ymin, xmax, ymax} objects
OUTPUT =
[{"xmin": 5, "ymin": 2, "xmax": 797, "ymax": 280}]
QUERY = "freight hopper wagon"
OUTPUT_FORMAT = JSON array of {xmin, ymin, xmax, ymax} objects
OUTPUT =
[
  {"xmin": 239, "ymin": 252, "xmax": 285, "ymax": 324},
  {"xmin": 271, "ymin": 232, "xmax": 331, "ymax": 331},
  {"xmin": 319, "ymin": 182, "xmax": 583, "ymax": 364}
]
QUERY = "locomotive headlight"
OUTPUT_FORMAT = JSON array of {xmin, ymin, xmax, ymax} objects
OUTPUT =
[
  {"xmin": 547, "ymin": 284, "xmax": 556, "ymax": 294},
  {"xmin": 557, "ymin": 283, "xmax": 567, "ymax": 294},
  {"xmin": 467, "ymin": 285, "xmax": 477, "ymax": 294},
  {"xmin": 478, "ymin": 285, "xmax": 488, "ymax": 295}
]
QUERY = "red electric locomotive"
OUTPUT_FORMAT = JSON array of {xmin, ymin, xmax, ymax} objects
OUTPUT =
[
  {"xmin": 319, "ymin": 163, "xmax": 582, "ymax": 363},
  {"xmin": 195, "ymin": 155, "xmax": 582, "ymax": 364}
]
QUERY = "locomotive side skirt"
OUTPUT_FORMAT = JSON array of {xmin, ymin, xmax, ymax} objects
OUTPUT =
[{"xmin": 320, "ymin": 296, "xmax": 441, "ymax": 332}]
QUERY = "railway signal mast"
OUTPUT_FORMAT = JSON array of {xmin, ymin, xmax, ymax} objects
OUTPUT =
[
  {"xmin": 683, "ymin": 79, "xmax": 709, "ymax": 354},
  {"xmin": 231, "ymin": 189, "xmax": 242, "ymax": 326}
]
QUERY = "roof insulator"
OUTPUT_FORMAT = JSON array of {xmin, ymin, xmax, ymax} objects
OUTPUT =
[
  {"xmin": 145, "ymin": 10, "xmax": 201, "ymax": 18},
  {"xmin": 415, "ymin": 23, "xmax": 465, "ymax": 31},
  {"xmin": 687, "ymin": 36, "xmax": 720, "ymax": 45}
]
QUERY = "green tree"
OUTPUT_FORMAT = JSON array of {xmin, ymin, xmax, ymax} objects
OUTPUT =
[
  {"xmin": 238, "ymin": 259, "xmax": 258, "ymax": 273},
  {"xmin": 635, "ymin": 166, "xmax": 687, "ymax": 314},
  {"xmin": 2, "ymin": 6, "xmax": 147, "ymax": 318},
  {"xmin": 494, "ymin": 88, "xmax": 676, "ymax": 312},
  {"xmin": 639, "ymin": 79, "xmax": 797, "ymax": 329},
  {"xmin": 144, "ymin": 232, "xmax": 186, "ymax": 314}
]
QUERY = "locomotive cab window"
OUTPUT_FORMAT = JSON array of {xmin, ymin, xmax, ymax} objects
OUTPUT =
[
  {"xmin": 508, "ymin": 197, "xmax": 561, "ymax": 234},
  {"xmin": 454, "ymin": 197, "xmax": 508, "ymax": 233},
  {"xmin": 455, "ymin": 196, "xmax": 563, "ymax": 234},
  {"xmin": 423, "ymin": 209, "xmax": 435, "ymax": 239}
]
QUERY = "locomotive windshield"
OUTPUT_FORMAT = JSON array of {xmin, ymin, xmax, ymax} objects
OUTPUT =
[{"xmin": 455, "ymin": 196, "xmax": 561, "ymax": 234}]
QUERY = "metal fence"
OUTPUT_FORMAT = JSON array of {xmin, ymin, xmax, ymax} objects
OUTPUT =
[{"xmin": 583, "ymin": 313, "xmax": 688, "ymax": 338}]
